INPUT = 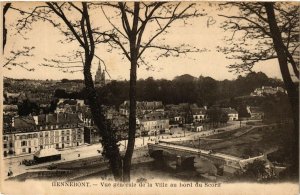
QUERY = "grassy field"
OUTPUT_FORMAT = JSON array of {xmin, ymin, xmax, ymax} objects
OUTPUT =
[{"xmin": 174, "ymin": 123, "xmax": 294, "ymax": 159}]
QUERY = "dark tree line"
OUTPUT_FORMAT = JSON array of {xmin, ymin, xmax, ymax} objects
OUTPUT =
[
  {"xmin": 92, "ymin": 72, "xmax": 283, "ymax": 107},
  {"xmin": 52, "ymin": 71, "xmax": 284, "ymax": 109}
]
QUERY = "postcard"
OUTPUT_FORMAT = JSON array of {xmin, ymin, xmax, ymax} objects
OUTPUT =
[{"xmin": 1, "ymin": 1, "xmax": 299, "ymax": 195}]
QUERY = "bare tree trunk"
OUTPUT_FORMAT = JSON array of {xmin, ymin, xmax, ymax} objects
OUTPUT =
[
  {"xmin": 83, "ymin": 55, "xmax": 123, "ymax": 181},
  {"xmin": 123, "ymin": 58, "xmax": 137, "ymax": 181},
  {"xmin": 122, "ymin": 2, "xmax": 140, "ymax": 182},
  {"xmin": 3, "ymin": 3, "xmax": 11, "ymax": 51},
  {"xmin": 265, "ymin": 2, "xmax": 299, "ymax": 176}
]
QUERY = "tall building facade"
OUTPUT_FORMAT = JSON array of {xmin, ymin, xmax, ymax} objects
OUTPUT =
[{"xmin": 3, "ymin": 113, "xmax": 84, "ymax": 157}]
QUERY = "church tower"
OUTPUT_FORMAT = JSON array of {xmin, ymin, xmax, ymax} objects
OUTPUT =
[{"xmin": 95, "ymin": 62, "xmax": 105, "ymax": 87}]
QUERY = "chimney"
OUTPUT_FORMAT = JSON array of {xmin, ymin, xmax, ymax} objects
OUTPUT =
[{"xmin": 46, "ymin": 114, "xmax": 49, "ymax": 123}]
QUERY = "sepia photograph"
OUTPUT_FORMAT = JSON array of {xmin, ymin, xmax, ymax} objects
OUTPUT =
[{"xmin": 1, "ymin": 1, "xmax": 299, "ymax": 194}]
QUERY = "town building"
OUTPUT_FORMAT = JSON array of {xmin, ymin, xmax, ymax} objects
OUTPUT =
[
  {"xmin": 82, "ymin": 106, "xmax": 128, "ymax": 143},
  {"xmin": 82, "ymin": 107, "xmax": 104, "ymax": 144},
  {"xmin": 165, "ymin": 103, "xmax": 190, "ymax": 125},
  {"xmin": 191, "ymin": 107, "xmax": 207, "ymax": 123},
  {"xmin": 251, "ymin": 86, "xmax": 286, "ymax": 96},
  {"xmin": 246, "ymin": 106, "xmax": 265, "ymax": 120},
  {"xmin": 3, "ymin": 113, "xmax": 84, "ymax": 157},
  {"xmin": 119, "ymin": 101, "xmax": 164, "ymax": 117},
  {"xmin": 3, "ymin": 91, "xmax": 26, "ymax": 104},
  {"xmin": 139, "ymin": 112, "xmax": 169, "ymax": 136},
  {"xmin": 55, "ymin": 98, "xmax": 86, "ymax": 114},
  {"xmin": 3, "ymin": 105, "xmax": 18, "ymax": 116},
  {"xmin": 221, "ymin": 107, "xmax": 239, "ymax": 121}
]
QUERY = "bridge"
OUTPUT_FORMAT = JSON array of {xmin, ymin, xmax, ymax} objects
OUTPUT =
[{"xmin": 148, "ymin": 141, "xmax": 264, "ymax": 175}]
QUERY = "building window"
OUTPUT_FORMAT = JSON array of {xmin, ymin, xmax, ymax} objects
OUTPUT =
[
  {"xmin": 21, "ymin": 141, "xmax": 27, "ymax": 146},
  {"xmin": 3, "ymin": 144, "xmax": 7, "ymax": 148},
  {"xmin": 3, "ymin": 136, "xmax": 8, "ymax": 141},
  {"xmin": 22, "ymin": 148, "xmax": 26, "ymax": 153},
  {"xmin": 9, "ymin": 143, "xmax": 13, "ymax": 147}
]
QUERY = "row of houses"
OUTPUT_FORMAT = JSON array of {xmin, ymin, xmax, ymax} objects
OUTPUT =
[
  {"xmin": 120, "ymin": 101, "xmax": 240, "ymax": 124},
  {"xmin": 119, "ymin": 101, "xmax": 164, "ymax": 116},
  {"xmin": 56, "ymin": 99, "xmax": 262, "ymax": 123},
  {"xmin": 2, "ymin": 98, "xmax": 264, "ymax": 157},
  {"xmin": 3, "ymin": 113, "xmax": 84, "ymax": 157},
  {"xmin": 250, "ymin": 86, "xmax": 286, "ymax": 97}
]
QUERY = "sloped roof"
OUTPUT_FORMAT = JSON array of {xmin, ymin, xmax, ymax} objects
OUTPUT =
[
  {"xmin": 63, "ymin": 99, "xmax": 77, "ymax": 105},
  {"xmin": 140, "ymin": 112, "xmax": 167, "ymax": 122},
  {"xmin": 191, "ymin": 107, "xmax": 206, "ymax": 115},
  {"xmin": 34, "ymin": 148, "xmax": 61, "ymax": 158},
  {"xmin": 249, "ymin": 107, "xmax": 264, "ymax": 114},
  {"xmin": 38, "ymin": 113, "xmax": 82, "ymax": 125},
  {"xmin": 14, "ymin": 116, "xmax": 36, "ymax": 129},
  {"xmin": 221, "ymin": 108, "xmax": 238, "ymax": 114}
]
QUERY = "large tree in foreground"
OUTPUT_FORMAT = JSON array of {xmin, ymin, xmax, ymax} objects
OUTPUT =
[
  {"xmin": 9, "ymin": 2, "xmax": 204, "ymax": 181},
  {"xmin": 219, "ymin": 2, "xmax": 299, "ymax": 175},
  {"xmin": 95, "ymin": 2, "xmax": 204, "ymax": 181},
  {"xmin": 45, "ymin": 2, "xmax": 124, "ymax": 180},
  {"xmin": 9, "ymin": 2, "xmax": 123, "ymax": 180}
]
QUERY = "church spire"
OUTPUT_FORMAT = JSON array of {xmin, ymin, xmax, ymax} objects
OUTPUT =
[
  {"xmin": 97, "ymin": 61, "xmax": 101, "ymax": 72},
  {"xmin": 95, "ymin": 60, "xmax": 105, "ymax": 87}
]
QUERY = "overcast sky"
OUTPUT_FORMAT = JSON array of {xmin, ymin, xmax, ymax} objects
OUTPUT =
[{"xmin": 3, "ymin": 2, "xmax": 283, "ymax": 81}]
